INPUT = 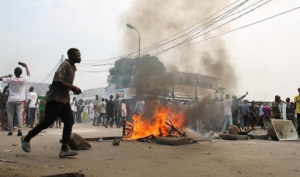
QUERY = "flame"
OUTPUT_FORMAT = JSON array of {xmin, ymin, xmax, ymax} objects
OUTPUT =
[{"xmin": 124, "ymin": 107, "xmax": 186, "ymax": 140}]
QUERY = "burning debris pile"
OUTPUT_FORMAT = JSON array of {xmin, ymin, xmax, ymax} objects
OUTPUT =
[{"xmin": 123, "ymin": 107, "xmax": 187, "ymax": 141}]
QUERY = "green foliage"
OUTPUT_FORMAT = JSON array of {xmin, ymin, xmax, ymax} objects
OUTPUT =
[{"xmin": 107, "ymin": 54, "xmax": 166, "ymax": 89}]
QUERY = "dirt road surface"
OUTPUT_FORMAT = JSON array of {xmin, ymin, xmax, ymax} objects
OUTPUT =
[{"xmin": 0, "ymin": 124, "xmax": 299, "ymax": 177}]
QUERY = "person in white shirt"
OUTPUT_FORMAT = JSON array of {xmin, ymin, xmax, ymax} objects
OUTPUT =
[
  {"xmin": 119, "ymin": 99, "xmax": 127, "ymax": 128},
  {"xmin": 27, "ymin": 87, "xmax": 38, "ymax": 128},
  {"xmin": 0, "ymin": 63, "xmax": 30, "ymax": 136},
  {"xmin": 89, "ymin": 102, "xmax": 94, "ymax": 123},
  {"xmin": 134, "ymin": 97, "xmax": 145, "ymax": 116},
  {"xmin": 70, "ymin": 97, "xmax": 77, "ymax": 122},
  {"xmin": 258, "ymin": 102, "xmax": 265, "ymax": 129},
  {"xmin": 222, "ymin": 94, "xmax": 233, "ymax": 132}
]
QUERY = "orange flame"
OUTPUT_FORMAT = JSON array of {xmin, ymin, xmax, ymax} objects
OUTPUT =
[{"xmin": 125, "ymin": 107, "xmax": 186, "ymax": 140}]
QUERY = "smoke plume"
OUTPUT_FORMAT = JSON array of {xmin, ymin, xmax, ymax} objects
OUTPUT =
[{"xmin": 120, "ymin": 0, "xmax": 238, "ymax": 99}]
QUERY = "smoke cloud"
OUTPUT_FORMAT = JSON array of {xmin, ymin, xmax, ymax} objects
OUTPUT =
[{"xmin": 120, "ymin": 0, "xmax": 238, "ymax": 99}]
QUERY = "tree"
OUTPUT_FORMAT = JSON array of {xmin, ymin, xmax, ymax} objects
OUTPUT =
[{"xmin": 107, "ymin": 54, "xmax": 166, "ymax": 90}]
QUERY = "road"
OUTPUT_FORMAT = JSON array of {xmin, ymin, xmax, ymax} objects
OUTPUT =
[{"xmin": 0, "ymin": 124, "xmax": 299, "ymax": 177}]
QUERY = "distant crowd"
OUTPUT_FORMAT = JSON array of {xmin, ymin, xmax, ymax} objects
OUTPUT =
[
  {"xmin": 1, "ymin": 84, "xmax": 300, "ymax": 138},
  {"xmin": 1, "ymin": 87, "xmax": 300, "ymax": 137},
  {"xmin": 187, "ymin": 91, "xmax": 300, "ymax": 137}
]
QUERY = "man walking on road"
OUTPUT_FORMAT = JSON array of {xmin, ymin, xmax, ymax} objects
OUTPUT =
[
  {"xmin": 0, "ymin": 64, "xmax": 30, "ymax": 136},
  {"xmin": 21, "ymin": 48, "xmax": 82, "ymax": 158}
]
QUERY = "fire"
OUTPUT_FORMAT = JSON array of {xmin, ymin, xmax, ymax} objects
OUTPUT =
[{"xmin": 124, "ymin": 107, "xmax": 186, "ymax": 140}]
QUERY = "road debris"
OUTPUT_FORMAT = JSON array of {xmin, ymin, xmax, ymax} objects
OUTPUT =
[
  {"xmin": 4, "ymin": 150, "xmax": 13, "ymax": 152},
  {"xmin": 113, "ymin": 139, "xmax": 121, "ymax": 146},
  {"xmin": 0, "ymin": 159, "xmax": 17, "ymax": 163},
  {"xmin": 9, "ymin": 166, "xmax": 18, "ymax": 170}
]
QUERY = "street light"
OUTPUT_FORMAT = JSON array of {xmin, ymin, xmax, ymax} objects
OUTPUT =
[
  {"xmin": 126, "ymin": 23, "xmax": 140, "ymax": 59},
  {"xmin": 126, "ymin": 23, "xmax": 141, "ymax": 96}
]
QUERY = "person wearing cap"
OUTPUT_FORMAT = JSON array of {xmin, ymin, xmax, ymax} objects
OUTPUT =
[{"xmin": 231, "ymin": 92, "xmax": 248, "ymax": 126}]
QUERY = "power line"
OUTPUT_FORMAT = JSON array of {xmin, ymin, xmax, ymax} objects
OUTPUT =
[
  {"xmin": 84, "ymin": 0, "xmax": 263, "ymax": 62},
  {"xmin": 152, "ymin": 0, "xmax": 272, "ymax": 56},
  {"xmin": 154, "ymin": 6, "xmax": 300, "ymax": 56},
  {"xmin": 77, "ymin": 69, "xmax": 110, "ymax": 73},
  {"xmin": 40, "ymin": 72, "xmax": 56, "ymax": 90},
  {"xmin": 128, "ymin": 0, "xmax": 265, "ymax": 56},
  {"xmin": 76, "ymin": 2, "xmax": 298, "ymax": 74},
  {"xmin": 141, "ymin": 0, "xmax": 245, "ymax": 52},
  {"xmin": 140, "ymin": 0, "xmax": 251, "ymax": 56},
  {"xmin": 78, "ymin": 62, "xmax": 114, "ymax": 67},
  {"xmin": 79, "ymin": 0, "xmax": 246, "ymax": 63},
  {"xmin": 151, "ymin": 0, "xmax": 271, "ymax": 56},
  {"xmin": 78, "ymin": 0, "xmax": 272, "ymax": 71},
  {"xmin": 35, "ymin": 58, "xmax": 61, "ymax": 89}
]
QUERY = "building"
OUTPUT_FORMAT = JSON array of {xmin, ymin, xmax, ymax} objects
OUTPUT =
[{"xmin": 78, "ymin": 87, "xmax": 107, "ymax": 101}]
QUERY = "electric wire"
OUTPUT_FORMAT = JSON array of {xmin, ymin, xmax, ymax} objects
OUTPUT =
[
  {"xmin": 35, "ymin": 60, "xmax": 61, "ymax": 89},
  {"xmin": 139, "ymin": 0, "xmax": 249, "ymax": 55},
  {"xmin": 140, "ymin": 0, "xmax": 244, "ymax": 52},
  {"xmin": 81, "ymin": 0, "xmax": 261, "ymax": 63},
  {"xmin": 79, "ymin": 0, "xmax": 245, "ymax": 63},
  {"xmin": 151, "ymin": 0, "xmax": 272, "ymax": 56},
  {"xmin": 139, "ymin": 0, "xmax": 251, "ymax": 56},
  {"xmin": 153, "ymin": 6, "xmax": 300, "ymax": 56}
]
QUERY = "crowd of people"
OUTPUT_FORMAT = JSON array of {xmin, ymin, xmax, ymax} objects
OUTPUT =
[
  {"xmin": 1, "ymin": 86, "xmax": 300, "ymax": 137},
  {"xmin": 193, "ymin": 92, "xmax": 300, "ymax": 137},
  {"xmin": 69, "ymin": 94, "xmax": 131, "ymax": 128},
  {"xmin": 0, "ymin": 48, "xmax": 300, "ymax": 159}
]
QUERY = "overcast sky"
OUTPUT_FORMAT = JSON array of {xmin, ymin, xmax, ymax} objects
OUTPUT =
[{"xmin": 0, "ymin": 0, "xmax": 299, "ymax": 101}]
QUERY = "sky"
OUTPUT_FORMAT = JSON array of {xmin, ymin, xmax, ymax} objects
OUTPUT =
[{"xmin": 0, "ymin": 0, "xmax": 300, "ymax": 101}]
